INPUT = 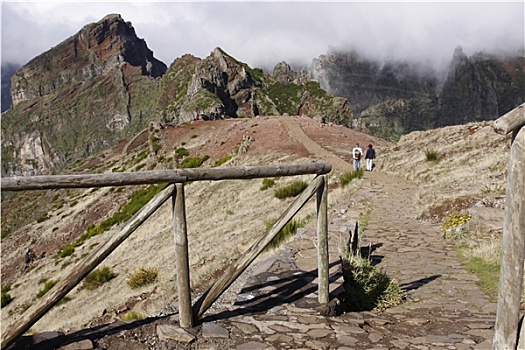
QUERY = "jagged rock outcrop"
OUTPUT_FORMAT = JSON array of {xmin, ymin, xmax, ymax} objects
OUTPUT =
[
  {"xmin": 157, "ymin": 48, "xmax": 263, "ymax": 125},
  {"xmin": 157, "ymin": 48, "xmax": 355, "ymax": 127},
  {"xmin": 273, "ymin": 61, "xmax": 296, "ymax": 83},
  {"xmin": 437, "ymin": 46, "xmax": 524, "ymax": 126},
  {"xmin": 2, "ymin": 14, "xmax": 167, "ymax": 176},
  {"xmin": 10, "ymin": 14, "xmax": 166, "ymax": 106},
  {"xmin": 2, "ymin": 15, "xmax": 357, "ymax": 176}
]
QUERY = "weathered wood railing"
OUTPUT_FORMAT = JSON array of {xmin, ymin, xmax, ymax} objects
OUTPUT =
[
  {"xmin": 1, "ymin": 162, "xmax": 332, "ymax": 349},
  {"xmin": 492, "ymin": 103, "xmax": 525, "ymax": 350}
]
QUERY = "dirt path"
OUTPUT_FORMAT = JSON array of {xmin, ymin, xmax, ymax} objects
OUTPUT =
[{"xmin": 282, "ymin": 117, "xmax": 353, "ymax": 173}]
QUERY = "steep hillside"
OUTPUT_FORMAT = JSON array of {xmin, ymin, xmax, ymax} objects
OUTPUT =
[
  {"xmin": 438, "ymin": 47, "xmax": 525, "ymax": 126},
  {"xmin": 1, "ymin": 14, "xmax": 167, "ymax": 177},
  {"xmin": 378, "ymin": 121, "xmax": 510, "ymax": 223},
  {"xmin": 311, "ymin": 49, "xmax": 439, "ymax": 115},
  {"xmin": 1, "ymin": 114, "xmax": 514, "ymax": 349},
  {"xmin": 0, "ymin": 116, "xmax": 387, "ymax": 335},
  {"xmin": 156, "ymin": 49, "xmax": 354, "ymax": 128},
  {"xmin": 1, "ymin": 14, "xmax": 357, "ymax": 178}
]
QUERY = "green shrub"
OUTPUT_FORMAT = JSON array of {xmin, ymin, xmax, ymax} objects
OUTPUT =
[
  {"xmin": 260, "ymin": 178, "xmax": 276, "ymax": 191},
  {"xmin": 118, "ymin": 311, "xmax": 145, "ymax": 321},
  {"xmin": 180, "ymin": 155, "xmax": 209, "ymax": 168},
  {"xmin": 425, "ymin": 149, "xmax": 439, "ymax": 162},
  {"xmin": 1, "ymin": 285, "xmax": 13, "ymax": 308},
  {"xmin": 340, "ymin": 253, "xmax": 403, "ymax": 312},
  {"xmin": 175, "ymin": 147, "xmax": 189, "ymax": 159},
  {"xmin": 57, "ymin": 244, "xmax": 75, "ymax": 258},
  {"xmin": 127, "ymin": 267, "xmax": 158, "ymax": 289},
  {"xmin": 274, "ymin": 180, "xmax": 308, "ymax": 199},
  {"xmin": 1, "ymin": 293, "xmax": 12, "ymax": 308},
  {"xmin": 264, "ymin": 219, "xmax": 301, "ymax": 252},
  {"xmin": 36, "ymin": 214, "xmax": 50, "ymax": 223},
  {"xmin": 135, "ymin": 150, "xmax": 148, "ymax": 163},
  {"xmin": 340, "ymin": 168, "xmax": 364, "ymax": 188},
  {"xmin": 36, "ymin": 279, "xmax": 57, "ymax": 298},
  {"xmin": 83, "ymin": 266, "xmax": 117, "ymax": 291},
  {"xmin": 213, "ymin": 155, "xmax": 232, "ymax": 167}
]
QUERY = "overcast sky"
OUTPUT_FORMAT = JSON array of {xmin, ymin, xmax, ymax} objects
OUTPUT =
[{"xmin": 1, "ymin": 1, "xmax": 524, "ymax": 73}]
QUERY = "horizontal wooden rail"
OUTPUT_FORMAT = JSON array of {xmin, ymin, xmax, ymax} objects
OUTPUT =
[
  {"xmin": 1, "ymin": 162, "xmax": 332, "ymax": 191},
  {"xmin": 493, "ymin": 103, "xmax": 525, "ymax": 135}
]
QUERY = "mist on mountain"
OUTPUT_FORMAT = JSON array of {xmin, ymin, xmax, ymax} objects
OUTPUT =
[{"xmin": 1, "ymin": 62, "xmax": 20, "ymax": 112}]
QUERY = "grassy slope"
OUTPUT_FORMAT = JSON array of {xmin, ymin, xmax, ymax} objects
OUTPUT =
[{"xmin": 0, "ymin": 117, "xmax": 356, "ymax": 334}]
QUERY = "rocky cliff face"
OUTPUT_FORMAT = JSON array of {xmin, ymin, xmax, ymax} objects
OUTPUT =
[
  {"xmin": 437, "ymin": 46, "xmax": 525, "ymax": 126},
  {"xmin": 158, "ymin": 48, "xmax": 263, "ymax": 125},
  {"xmin": 2, "ymin": 14, "xmax": 167, "ymax": 176},
  {"xmin": 311, "ymin": 49, "xmax": 439, "ymax": 114},
  {"xmin": 10, "ymin": 14, "xmax": 165, "ymax": 106}
]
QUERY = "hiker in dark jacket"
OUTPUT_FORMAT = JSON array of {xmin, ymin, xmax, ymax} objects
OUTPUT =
[{"xmin": 365, "ymin": 144, "xmax": 376, "ymax": 171}]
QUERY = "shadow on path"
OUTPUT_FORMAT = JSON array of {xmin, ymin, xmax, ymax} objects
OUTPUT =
[
  {"xmin": 399, "ymin": 275, "xmax": 441, "ymax": 292},
  {"xmin": 8, "ymin": 316, "xmax": 162, "ymax": 350}
]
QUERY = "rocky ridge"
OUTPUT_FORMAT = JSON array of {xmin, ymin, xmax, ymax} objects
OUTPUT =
[
  {"xmin": 2, "ymin": 14, "xmax": 167, "ymax": 176},
  {"xmin": 2, "ymin": 14, "xmax": 356, "ymax": 178}
]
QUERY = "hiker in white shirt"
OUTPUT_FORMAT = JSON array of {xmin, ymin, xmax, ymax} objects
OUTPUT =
[{"xmin": 352, "ymin": 143, "xmax": 363, "ymax": 171}]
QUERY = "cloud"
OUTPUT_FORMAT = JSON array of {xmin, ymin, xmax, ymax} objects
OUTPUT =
[{"xmin": 1, "ymin": 1, "xmax": 523, "ymax": 73}]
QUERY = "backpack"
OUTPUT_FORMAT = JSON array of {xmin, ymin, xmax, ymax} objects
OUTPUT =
[{"xmin": 354, "ymin": 149, "xmax": 361, "ymax": 160}]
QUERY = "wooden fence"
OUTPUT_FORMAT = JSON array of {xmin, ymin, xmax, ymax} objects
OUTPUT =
[
  {"xmin": 492, "ymin": 103, "xmax": 525, "ymax": 350},
  {"xmin": 1, "ymin": 161, "xmax": 332, "ymax": 349}
]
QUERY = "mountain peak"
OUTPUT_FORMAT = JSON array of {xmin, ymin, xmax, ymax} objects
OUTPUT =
[{"xmin": 10, "ymin": 14, "xmax": 166, "ymax": 107}]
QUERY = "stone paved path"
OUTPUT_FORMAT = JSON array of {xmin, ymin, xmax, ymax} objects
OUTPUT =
[
  {"xmin": 197, "ymin": 169, "xmax": 496, "ymax": 350},
  {"xmin": 8, "ymin": 120, "xmax": 498, "ymax": 350}
]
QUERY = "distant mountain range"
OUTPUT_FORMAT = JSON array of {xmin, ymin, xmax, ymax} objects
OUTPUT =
[
  {"xmin": 312, "ymin": 46, "xmax": 524, "ymax": 141},
  {"xmin": 2, "ymin": 13, "xmax": 523, "ymax": 176}
]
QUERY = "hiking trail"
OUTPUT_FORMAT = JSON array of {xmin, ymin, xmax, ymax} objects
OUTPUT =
[{"xmin": 10, "ymin": 117, "xmax": 497, "ymax": 350}]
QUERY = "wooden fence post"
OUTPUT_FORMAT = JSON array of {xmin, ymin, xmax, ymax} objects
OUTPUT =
[
  {"xmin": 1, "ymin": 184, "xmax": 175, "ymax": 350},
  {"xmin": 493, "ymin": 126, "xmax": 525, "ymax": 349},
  {"xmin": 317, "ymin": 174, "xmax": 329, "ymax": 304},
  {"xmin": 173, "ymin": 183, "xmax": 193, "ymax": 328}
]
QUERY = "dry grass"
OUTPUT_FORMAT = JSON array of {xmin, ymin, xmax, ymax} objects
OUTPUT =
[
  {"xmin": 127, "ymin": 267, "xmax": 158, "ymax": 289},
  {"xmin": 465, "ymin": 238, "xmax": 501, "ymax": 265},
  {"xmin": 377, "ymin": 121, "xmax": 510, "ymax": 303},
  {"xmin": 1, "ymin": 150, "xmax": 327, "ymax": 334},
  {"xmin": 377, "ymin": 122, "xmax": 511, "ymax": 220}
]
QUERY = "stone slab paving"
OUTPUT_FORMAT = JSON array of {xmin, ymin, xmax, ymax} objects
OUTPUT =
[
  {"xmin": 8, "ymin": 172, "xmax": 497, "ymax": 350},
  {"xmin": 201, "ymin": 171, "xmax": 496, "ymax": 350}
]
